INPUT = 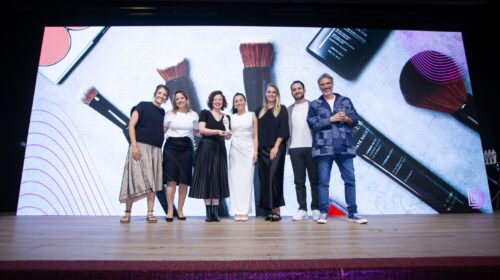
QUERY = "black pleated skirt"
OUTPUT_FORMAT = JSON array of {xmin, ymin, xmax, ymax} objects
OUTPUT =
[
  {"xmin": 189, "ymin": 137, "xmax": 230, "ymax": 199},
  {"xmin": 163, "ymin": 137, "xmax": 194, "ymax": 186},
  {"xmin": 258, "ymin": 144, "xmax": 286, "ymax": 210}
]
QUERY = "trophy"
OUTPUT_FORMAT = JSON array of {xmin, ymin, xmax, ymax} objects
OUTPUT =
[{"xmin": 223, "ymin": 115, "xmax": 230, "ymax": 134}]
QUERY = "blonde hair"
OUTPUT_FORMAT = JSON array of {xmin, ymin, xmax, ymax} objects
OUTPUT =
[
  {"xmin": 258, "ymin": 83, "xmax": 281, "ymax": 119},
  {"xmin": 171, "ymin": 91, "xmax": 192, "ymax": 113}
]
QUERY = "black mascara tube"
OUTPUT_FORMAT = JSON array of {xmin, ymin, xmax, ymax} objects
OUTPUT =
[{"xmin": 353, "ymin": 116, "xmax": 478, "ymax": 213}]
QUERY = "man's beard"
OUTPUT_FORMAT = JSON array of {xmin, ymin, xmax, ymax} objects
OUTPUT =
[{"xmin": 293, "ymin": 93, "xmax": 304, "ymax": 100}]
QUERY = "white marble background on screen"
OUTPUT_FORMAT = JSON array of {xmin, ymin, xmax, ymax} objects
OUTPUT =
[{"xmin": 26, "ymin": 26, "xmax": 490, "ymax": 216}]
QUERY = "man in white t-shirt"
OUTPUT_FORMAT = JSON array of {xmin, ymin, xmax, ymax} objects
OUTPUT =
[{"xmin": 288, "ymin": 81, "xmax": 320, "ymax": 221}]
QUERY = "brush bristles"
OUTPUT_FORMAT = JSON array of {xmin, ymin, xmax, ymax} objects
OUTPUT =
[
  {"xmin": 240, "ymin": 43, "xmax": 274, "ymax": 68},
  {"xmin": 82, "ymin": 87, "xmax": 98, "ymax": 105},
  {"xmin": 407, "ymin": 82, "xmax": 467, "ymax": 113},
  {"xmin": 401, "ymin": 50, "xmax": 467, "ymax": 113},
  {"xmin": 157, "ymin": 59, "xmax": 189, "ymax": 81}
]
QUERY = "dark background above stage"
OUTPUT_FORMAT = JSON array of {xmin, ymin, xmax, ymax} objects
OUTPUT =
[{"xmin": 2, "ymin": 0, "xmax": 498, "ymax": 213}]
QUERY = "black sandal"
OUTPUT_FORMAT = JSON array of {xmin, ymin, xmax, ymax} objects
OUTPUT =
[{"xmin": 265, "ymin": 214, "xmax": 273, "ymax": 221}]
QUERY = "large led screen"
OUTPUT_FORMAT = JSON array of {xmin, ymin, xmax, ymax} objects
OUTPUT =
[{"xmin": 18, "ymin": 26, "xmax": 492, "ymax": 216}]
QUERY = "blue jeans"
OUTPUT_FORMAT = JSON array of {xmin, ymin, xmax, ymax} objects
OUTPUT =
[{"xmin": 315, "ymin": 155, "xmax": 357, "ymax": 215}]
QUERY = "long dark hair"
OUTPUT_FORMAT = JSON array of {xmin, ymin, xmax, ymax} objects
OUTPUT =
[{"xmin": 231, "ymin": 92, "xmax": 247, "ymax": 114}]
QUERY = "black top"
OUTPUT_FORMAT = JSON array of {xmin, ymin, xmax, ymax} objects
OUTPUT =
[
  {"xmin": 256, "ymin": 105, "xmax": 289, "ymax": 148},
  {"xmin": 199, "ymin": 109, "xmax": 231, "ymax": 140},
  {"xmin": 133, "ymin": 101, "xmax": 165, "ymax": 148}
]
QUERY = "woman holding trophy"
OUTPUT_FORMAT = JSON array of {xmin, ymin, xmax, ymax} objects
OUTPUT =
[{"xmin": 189, "ymin": 91, "xmax": 232, "ymax": 222}]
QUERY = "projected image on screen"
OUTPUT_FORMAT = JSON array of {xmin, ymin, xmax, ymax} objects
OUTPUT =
[{"xmin": 18, "ymin": 26, "xmax": 492, "ymax": 216}]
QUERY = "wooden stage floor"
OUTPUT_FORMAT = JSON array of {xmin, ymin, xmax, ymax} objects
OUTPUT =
[{"xmin": 1, "ymin": 214, "xmax": 500, "ymax": 261}]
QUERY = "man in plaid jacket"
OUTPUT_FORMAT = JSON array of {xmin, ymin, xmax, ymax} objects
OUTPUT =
[{"xmin": 306, "ymin": 73, "xmax": 367, "ymax": 225}]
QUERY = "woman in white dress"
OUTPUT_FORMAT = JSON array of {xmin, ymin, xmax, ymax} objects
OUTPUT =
[{"xmin": 229, "ymin": 93, "xmax": 258, "ymax": 221}]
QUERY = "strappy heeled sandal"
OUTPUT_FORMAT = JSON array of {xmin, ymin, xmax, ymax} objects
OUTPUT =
[
  {"xmin": 146, "ymin": 210, "xmax": 157, "ymax": 223},
  {"xmin": 120, "ymin": 210, "xmax": 131, "ymax": 223}
]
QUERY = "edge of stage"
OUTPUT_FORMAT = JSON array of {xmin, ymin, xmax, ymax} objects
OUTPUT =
[{"xmin": 1, "ymin": 213, "xmax": 500, "ymax": 279}]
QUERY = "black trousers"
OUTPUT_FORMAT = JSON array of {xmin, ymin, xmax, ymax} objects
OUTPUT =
[{"xmin": 289, "ymin": 147, "xmax": 319, "ymax": 211}]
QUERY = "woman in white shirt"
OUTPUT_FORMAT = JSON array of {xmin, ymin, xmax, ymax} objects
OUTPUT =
[{"xmin": 163, "ymin": 91, "xmax": 199, "ymax": 221}]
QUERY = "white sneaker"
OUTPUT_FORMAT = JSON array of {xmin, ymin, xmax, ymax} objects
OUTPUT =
[
  {"xmin": 292, "ymin": 210, "xmax": 307, "ymax": 221},
  {"xmin": 317, "ymin": 213, "xmax": 328, "ymax": 224},
  {"xmin": 312, "ymin": 209, "xmax": 321, "ymax": 221},
  {"xmin": 347, "ymin": 213, "xmax": 368, "ymax": 224}
]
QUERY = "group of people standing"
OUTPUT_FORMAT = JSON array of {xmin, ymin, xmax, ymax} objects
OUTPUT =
[{"xmin": 118, "ymin": 73, "xmax": 368, "ymax": 225}]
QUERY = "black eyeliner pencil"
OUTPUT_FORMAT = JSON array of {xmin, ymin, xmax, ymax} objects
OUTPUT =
[{"xmin": 353, "ymin": 116, "xmax": 478, "ymax": 213}]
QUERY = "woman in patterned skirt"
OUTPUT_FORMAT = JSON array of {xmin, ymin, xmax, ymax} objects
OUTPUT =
[{"xmin": 119, "ymin": 85, "xmax": 169, "ymax": 223}]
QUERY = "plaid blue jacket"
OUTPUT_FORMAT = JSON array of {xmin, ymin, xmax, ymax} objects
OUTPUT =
[{"xmin": 306, "ymin": 93, "xmax": 358, "ymax": 158}]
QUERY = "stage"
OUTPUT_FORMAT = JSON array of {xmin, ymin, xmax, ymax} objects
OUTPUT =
[{"xmin": 1, "ymin": 214, "xmax": 500, "ymax": 279}]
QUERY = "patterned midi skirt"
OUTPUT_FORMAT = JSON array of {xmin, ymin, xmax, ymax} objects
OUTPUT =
[{"xmin": 119, "ymin": 142, "xmax": 163, "ymax": 203}]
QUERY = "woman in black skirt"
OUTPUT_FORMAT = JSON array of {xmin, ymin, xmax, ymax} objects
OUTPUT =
[
  {"xmin": 163, "ymin": 91, "xmax": 199, "ymax": 222},
  {"xmin": 255, "ymin": 83, "xmax": 289, "ymax": 222},
  {"xmin": 189, "ymin": 91, "xmax": 231, "ymax": 222}
]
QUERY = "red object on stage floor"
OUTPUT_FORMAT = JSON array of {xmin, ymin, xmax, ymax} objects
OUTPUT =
[{"xmin": 328, "ymin": 204, "xmax": 346, "ymax": 217}]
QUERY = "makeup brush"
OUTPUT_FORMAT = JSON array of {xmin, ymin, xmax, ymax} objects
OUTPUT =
[
  {"xmin": 239, "ymin": 42, "xmax": 274, "ymax": 111},
  {"xmin": 157, "ymin": 59, "xmax": 201, "ymax": 113},
  {"xmin": 399, "ymin": 50, "xmax": 478, "ymax": 131},
  {"xmin": 158, "ymin": 60, "xmax": 205, "ymax": 216},
  {"xmin": 82, "ymin": 87, "xmax": 131, "ymax": 142},
  {"xmin": 239, "ymin": 42, "xmax": 274, "ymax": 217},
  {"xmin": 82, "ymin": 87, "xmax": 178, "ymax": 217}
]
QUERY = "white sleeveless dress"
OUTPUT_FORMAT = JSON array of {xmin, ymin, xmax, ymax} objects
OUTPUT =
[{"xmin": 228, "ymin": 112, "xmax": 255, "ymax": 215}]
